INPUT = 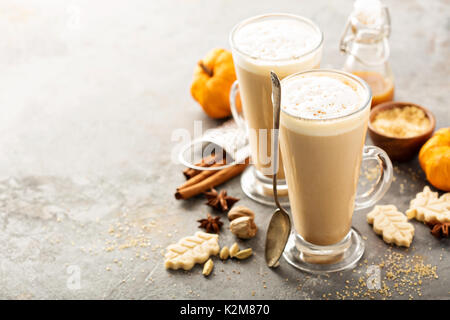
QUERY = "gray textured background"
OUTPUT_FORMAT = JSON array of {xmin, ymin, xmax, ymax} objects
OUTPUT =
[{"xmin": 0, "ymin": 0, "xmax": 448, "ymax": 299}]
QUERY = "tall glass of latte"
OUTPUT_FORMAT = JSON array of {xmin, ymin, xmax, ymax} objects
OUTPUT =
[
  {"xmin": 229, "ymin": 13, "xmax": 323, "ymax": 206},
  {"xmin": 278, "ymin": 69, "xmax": 393, "ymax": 273}
]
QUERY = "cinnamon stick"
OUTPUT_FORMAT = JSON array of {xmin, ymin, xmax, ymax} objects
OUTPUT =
[
  {"xmin": 183, "ymin": 154, "xmax": 217, "ymax": 179},
  {"xmin": 175, "ymin": 160, "xmax": 249, "ymax": 200},
  {"xmin": 183, "ymin": 168, "xmax": 200, "ymax": 180},
  {"xmin": 182, "ymin": 152, "xmax": 227, "ymax": 179},
  {"xmin": 178, "ymin": 163, "xmax": 222, "ymax": 189}
]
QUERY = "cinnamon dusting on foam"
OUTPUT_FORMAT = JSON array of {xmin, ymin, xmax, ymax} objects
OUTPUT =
[
  {"xmin": 281, "ymin": 75, "xmax": 364, "ymax": 120},
  {"xmin": 280, "ymin": 72, "xmax": 369, "ymax": 136}
]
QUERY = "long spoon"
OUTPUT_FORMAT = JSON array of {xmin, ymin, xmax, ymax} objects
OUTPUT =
[{"xmin": 265, "ymin": 71, "xmax": 292, "ymax": 268}]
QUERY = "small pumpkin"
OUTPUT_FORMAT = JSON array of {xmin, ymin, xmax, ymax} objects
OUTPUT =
[
  {"xmin": 419, "ymin": 127, "xmax": 450, "ymax": 191},
  {"xmin": 190, "ymin": 48, "xmax": 237, "ymax": 119}
]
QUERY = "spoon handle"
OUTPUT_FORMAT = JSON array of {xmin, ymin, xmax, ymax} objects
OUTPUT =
[{"xmin": 270, "ymin": 71, "xmax": 282, "ymax": 210}]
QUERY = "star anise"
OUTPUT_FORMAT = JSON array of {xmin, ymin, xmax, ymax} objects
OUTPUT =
[
  {"xmin": 204, "ymin": 188, "xmax": 239, "ymax": 212},
  {"xmin": 197, "ymin": 213, "xmax": 223, "ymax": 234},
  {"xmin": 428, "ymin": 222, "xmax": 450, "ymax": 239}
]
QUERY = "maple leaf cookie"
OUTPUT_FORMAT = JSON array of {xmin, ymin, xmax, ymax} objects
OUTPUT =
[
  {"xmin": 406, "ymin": 186, "xmax": 450, "ymax": 224},
  {"xmin": 164, "ymin": 231, "xmax": 219, "ymax": 270},
  {"xmin": 367, "ymin": 205, "xmax": 414, "ymax": 247}
]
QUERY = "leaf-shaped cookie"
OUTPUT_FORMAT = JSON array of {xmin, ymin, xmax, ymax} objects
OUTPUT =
[
  {"xmin": 164, "ymin": 231, "xmax": 219, "ymax": 270},
  {"xmin": 406, "ymin": 186, "xmax": 450, "ymax": 224},
  {"xmin": 367, "ymin": 205, "xmax": 414, "ymax": 247}
]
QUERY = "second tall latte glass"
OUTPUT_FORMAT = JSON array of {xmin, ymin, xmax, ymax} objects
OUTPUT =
[
  {"xmin": 278, "ymin": 69, "xmax": 393, "ymax": 273},
  {"xmin": 229, "ymin": 13, "xmax": 323, "ymax": 206}
]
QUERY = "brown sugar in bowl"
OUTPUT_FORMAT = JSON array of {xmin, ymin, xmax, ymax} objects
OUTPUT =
[{"xmin": 368, "ymin": 102, "xmax": 436, "ymax": 162}]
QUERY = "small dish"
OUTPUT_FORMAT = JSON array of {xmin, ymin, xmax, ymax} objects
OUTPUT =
[{"xmin": 368, "ymin": 102, "xmax": 436, "ymax": 162}]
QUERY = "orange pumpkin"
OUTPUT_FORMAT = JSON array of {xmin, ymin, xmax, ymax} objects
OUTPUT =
[
  {"xmin": 190, "ymin": 48, "xmax": 237, "ymax": 119},
  {"xmin": 419, "ymin": 127, "xmax": 450, "ymax": 191}
]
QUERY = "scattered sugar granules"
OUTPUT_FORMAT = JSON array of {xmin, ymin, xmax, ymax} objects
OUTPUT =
[{"xmin": 330, "ymin": 248, "xmax": 438, "ymax": 300}]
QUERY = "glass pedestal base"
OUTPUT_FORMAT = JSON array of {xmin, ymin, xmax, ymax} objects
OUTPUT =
[
  {"xmin": 283, "ymin": 228, "xmax": 365, "ymax": 274},
  {"xmin": 240, "ymin": 165, "xmax": 290, "ymax": 207}
]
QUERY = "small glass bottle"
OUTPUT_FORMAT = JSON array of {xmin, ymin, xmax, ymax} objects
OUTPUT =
[{"xmin": 340, "ymin": 0, "xmax": 394, "ymax": 107}]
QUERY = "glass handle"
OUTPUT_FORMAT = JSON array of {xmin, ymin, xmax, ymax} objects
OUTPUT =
[
  {"xmin": 383, "ymin": 6, "xmax": 391, "ymax": 38},
  {"xmin": 229, "ymin": 80, "xmax": 246, "ymax": 130},
  {"xmin": 354, "ymin": 145, "xmax": 393, "ymax": 211},
  {"xmin": 339, "ymin": 18, "xmax": 353, "ymax": 54}
]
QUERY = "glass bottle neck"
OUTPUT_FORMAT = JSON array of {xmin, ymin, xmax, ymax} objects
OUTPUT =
[
  {"xmin": 342, "ymin": 25, "xmax": 390, "ymax": 67},
  {"xmin": 348, "ymin": 38, "xmax": 389, "ymax": 66},
  {"xmin": 340, "ymin": 3, "xmax": 391, "ymax": 67}
]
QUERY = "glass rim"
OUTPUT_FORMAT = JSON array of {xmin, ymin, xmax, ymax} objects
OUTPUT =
[
  {"xmin": 229, "ymin": 13, "xmax": 324, "ymax": 63},
  {"xmin": 280, "ymin": 69, "xmax": 372, "ymax": 122}
]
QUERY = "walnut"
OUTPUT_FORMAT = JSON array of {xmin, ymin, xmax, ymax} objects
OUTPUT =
[
  {"xmin": 229, "ymin": 216, "xmax": 257, "ymax": 239},
  {"xmin": 228, "ymin": 206, "xmax": 255, "ymax": 221}
]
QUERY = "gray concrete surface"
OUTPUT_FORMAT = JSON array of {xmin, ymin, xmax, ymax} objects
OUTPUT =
[{"xmin": 0, "ymin": 0, "xmax": 448, "ymax": 299}]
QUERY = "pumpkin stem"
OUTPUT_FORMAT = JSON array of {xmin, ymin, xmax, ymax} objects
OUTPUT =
[{"xmin": 198, "ymin": 61, "xmax": 213, "ymax": 77}]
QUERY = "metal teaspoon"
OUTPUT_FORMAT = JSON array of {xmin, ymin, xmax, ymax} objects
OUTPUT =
[{"xmin": 265, "ymin": 71, "xmax": 292, "ymax": 268}]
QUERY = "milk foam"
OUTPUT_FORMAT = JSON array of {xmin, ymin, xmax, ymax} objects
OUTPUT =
[
  {"xmin": 282, "ymin": 75, "xmax": 363, "ymax": 120},
  {"xmin": 280, "ymin": 73, "xmax": 370, "ymax": 136},
  {"xmin": 234, "ymin": 18, "xmax": 321, "ymax": 61}
]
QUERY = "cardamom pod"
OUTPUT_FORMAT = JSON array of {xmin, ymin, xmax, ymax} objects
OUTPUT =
[
  {"xmin": 202, "ymin": 258, "xmax": 214, "ymax": 276},
  {"xmin": 220, "ymin": 246, "xmax": 230, "ymax": 260},
  {"xmin": 234, "ymin": 248, "xmax": 252, "ymax": 260},
  {"xmin": 229, "ymin": 242, "xmax": 239, "ymax": 257}
]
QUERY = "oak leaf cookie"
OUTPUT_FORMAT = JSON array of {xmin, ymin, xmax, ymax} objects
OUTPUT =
[
  {"xmin": 164, "ymin": 231, "xmax": 219, "ymax": 270},
  {"xmin": 367, "ymin": 205, "xmax": 414, "ymax": 247},
  {"xmin": 406, "ymin": 186, "xmax": 450, "ymax": 224}
]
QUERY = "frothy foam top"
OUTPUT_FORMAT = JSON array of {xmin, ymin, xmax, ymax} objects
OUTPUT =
[
  {"xmin": 281, "ymin": 75, "xmax": 364, "ymax": 120},
  {"xmin": 233, "ymin": 18, "xmax": 321, "ymax": 61}
]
